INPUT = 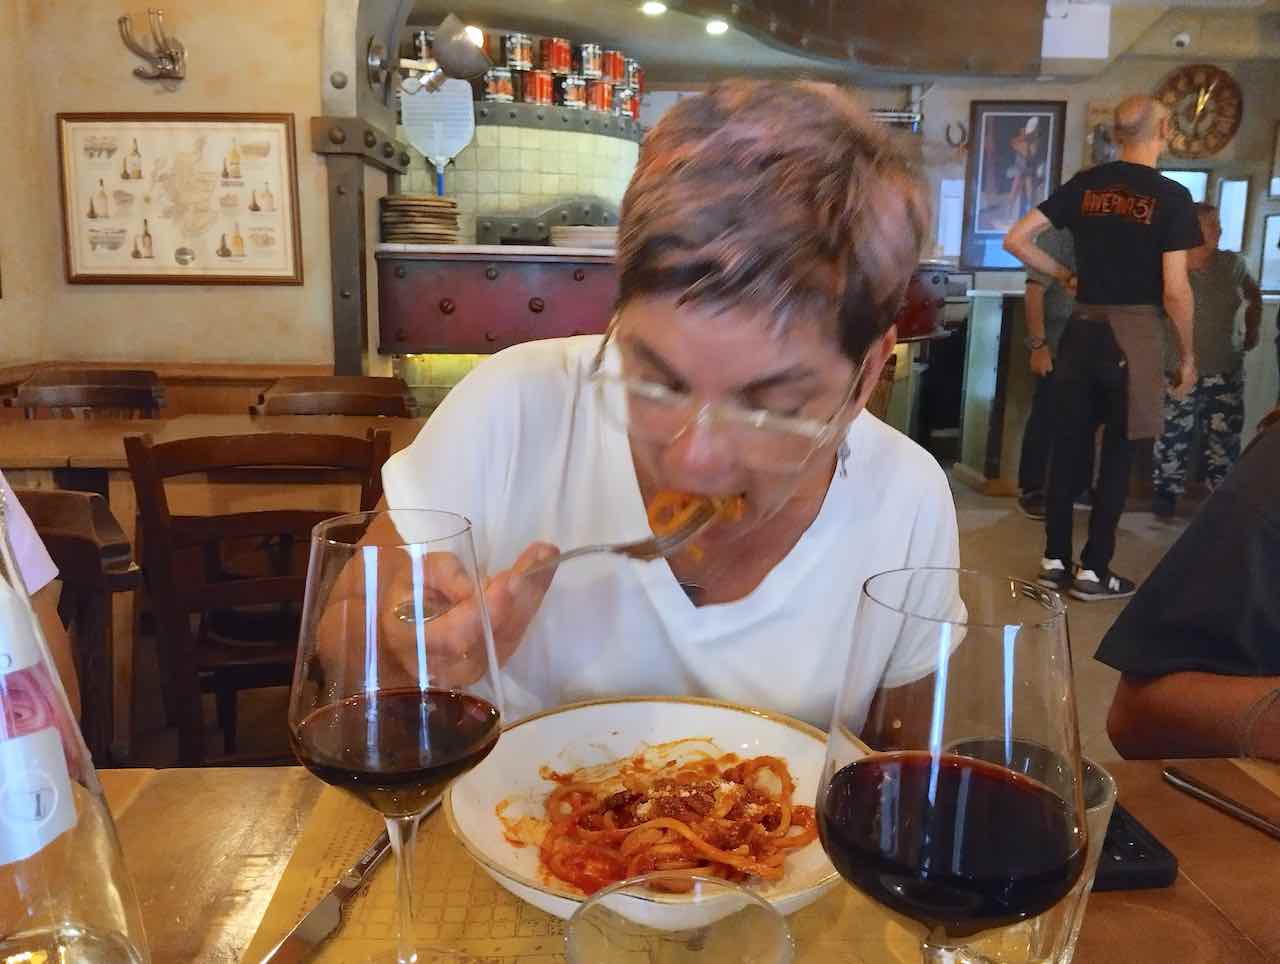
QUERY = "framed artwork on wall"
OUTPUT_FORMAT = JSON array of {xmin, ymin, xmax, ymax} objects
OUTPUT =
[
  {"xmin": 1215, "ymin": 177, "xmax": 1249, "ymax": 253},
  {"xmin": 57, "ymin": 112, "xmax": 303, "ymax": 284},
  {"xmin": 1261, "ymin": 214, "xmax": 1280, "ymax": 294},
  {"xmin": 961, "ymin": 100, "xmax": 1067, "ymax": 270},
  {"xmin": 1269, "ymin": 123, "xmax": 1280, "ymax": 198},
  {"xmin": 1159, "ymin": 168, "xmax": 1210, "ymax": 203}
]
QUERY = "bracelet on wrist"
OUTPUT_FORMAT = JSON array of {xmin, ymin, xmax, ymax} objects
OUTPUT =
[
  {"xmin": 1236, "ymin": 687, "xmax": 1280, "ymax": 759},
  {"xmin": 1024, "ymin": 335, "xmax": 1048, "ymax": 351}
]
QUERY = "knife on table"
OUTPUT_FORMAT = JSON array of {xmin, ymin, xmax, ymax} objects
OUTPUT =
[
  {"xmin": 260, "ymin": 795, "xmax": 443, "ymax": 963},
  {"xmin": 1163, "ymin": 766, "xmax": 1280, "ymax": 842}
]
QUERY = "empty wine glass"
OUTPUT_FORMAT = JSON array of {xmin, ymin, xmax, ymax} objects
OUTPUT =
[
  {"xmin": 817, "ymin": 568, "xmax": 1088, "ymax": 962},
  {"xmin": 289, "ymin": 509, "xmax": 505, "ymax": 964},
  {"xmin": 565, "ymin": 872, "xmax": 794, "ymax": 964}
]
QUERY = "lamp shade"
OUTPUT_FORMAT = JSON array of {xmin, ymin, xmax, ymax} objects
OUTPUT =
[{"xmin": 431, "ymin": 13, "xmax": 491, "ymax": 80}]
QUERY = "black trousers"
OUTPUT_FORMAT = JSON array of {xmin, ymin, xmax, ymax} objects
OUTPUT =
[
  {"xmin": 1018, "ymin": 367, "xmax": 1097, "ymax": 496},
  {"xmin": 1045, "ymin": 318, "xmax": 1133, "ymax": 575}
]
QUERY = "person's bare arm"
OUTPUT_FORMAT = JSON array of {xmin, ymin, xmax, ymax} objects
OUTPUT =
[
  {"xmin": 1003, "ymin": 209, "xmax": 1073, "ymax": 287},
  {"xmin": 1162, "ymin": 249, "xmax": 1197, "ymax": 396},
  {"xmin": 31, "ymin": 581, "xmax": 80, "ymax": 720},
  {"xmin": 1107, "ymin": 671, "xmax": 1280, "ymax": 761},
  {"xmin": 1024, "ymin": 281, "xmax": 1053, "ymax": 376},
  {"xmin": 1242, "ymin": 271, "xmax": 1263, "ymax": 351}
]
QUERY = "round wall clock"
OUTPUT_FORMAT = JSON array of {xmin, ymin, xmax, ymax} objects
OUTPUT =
[{"xmin": 1154, "ymin": 64, "xmax": 1243, "ymax": 158}]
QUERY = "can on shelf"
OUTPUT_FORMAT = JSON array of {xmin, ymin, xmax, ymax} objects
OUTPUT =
[
  {"xmin": 575, "ymin": 43, "xmax": 602, "ymax": 80},
  {"xmin": 586, "ymin": 79, "xmax": 612, "ymax": 113},
  {"xmin": 483, "ymin": 67, "xmax": 514, "ymax": 103},
  {"xmin": 540, "ymin": 36, "xmax": 571, "ymax": 75},
  {"xmin": 601, "ymin": 49, "xmax": 625, "ymax": 85},
  {"xmin": 523, "ymin": 69, "xmax": 554, "ymax": 106},
  {"xmin": 624, "ymin": 58, "xmax": 644, "ymax": 94},
  {"xmin": 411, "ymin": 29, "xmax": 432, "ymax": 62},
  {"xmin": 612, "ymin": 85, "xmax": 633, "ymax": 117},
  {"xmin": 503, "ymin": 33, "xmax": 534, "ymax": 70},
  {"xmin": 558, "ymin": 74, "xmax": 586, "ymax": 110}
]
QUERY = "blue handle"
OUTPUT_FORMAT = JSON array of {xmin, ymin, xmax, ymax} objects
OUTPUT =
[{"xmin": 436, "ymin": 169, "xmax": 446, "ymax": 196}]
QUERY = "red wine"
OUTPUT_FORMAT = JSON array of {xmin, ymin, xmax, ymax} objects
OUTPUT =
[
  {"xmin": 291, "ymin": 688, "xmax": 500, "ymax": 818},
  {"xmin": 818, "ymin": 751, "xmax": 1085, "ymax": 936}
]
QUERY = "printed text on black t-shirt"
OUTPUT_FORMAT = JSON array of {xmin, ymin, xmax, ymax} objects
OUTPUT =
[{"xmin": 1081, "ymin": 186, "xmax": 1156, "ymax": 225}]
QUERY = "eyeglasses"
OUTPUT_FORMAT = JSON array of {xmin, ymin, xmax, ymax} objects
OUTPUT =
[{"xmin": 588, "ymin": 322, "xmax": 868, "ymax": 473}]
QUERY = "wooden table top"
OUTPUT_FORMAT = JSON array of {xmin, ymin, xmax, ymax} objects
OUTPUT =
[
  {"xmin": 0, "ymin": 414, "xmax": 426, "ymax": 470},
  {"xmin": 99, "ymin": 757, "xmax": 1280, "ymax": 964}
]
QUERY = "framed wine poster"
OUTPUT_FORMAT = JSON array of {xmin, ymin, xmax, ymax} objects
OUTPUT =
[{"xmin": 57, "ymin": 113, "xmax": 302, "ymax": 284}]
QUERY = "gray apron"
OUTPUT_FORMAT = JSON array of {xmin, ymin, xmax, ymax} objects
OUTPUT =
[{"xmin": 1072, "ymin": 305, "xmax": 1166, "ymax": 441}]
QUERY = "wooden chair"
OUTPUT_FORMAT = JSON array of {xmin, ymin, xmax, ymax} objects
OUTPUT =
[
  {"xmin": 124, "ymin": 430, "xmax": 390, "ymax": 764},
  {"xmin": 12, "ymin": 487, "xmax": 142, "ymax": 764},
  {"xmin": 250, "ymin": 375, "xmax": 414, "ymax": 417},
  {"xmin": 10, "ymin": 368, "xmax": 165, "ymax": 419}
]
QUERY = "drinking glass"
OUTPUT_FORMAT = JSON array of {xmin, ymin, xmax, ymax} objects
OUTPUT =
[
  {"xmin": 817, "ymin": 568, "xmax": 1088, "ymax": 962},
  {"xmin": 952, "ymin": 746, "xmax": 1117, "ymax": 962},
  {"xmin": 289, "ymin": 509, "xmax": 505, "ymax": 964},
  {"xmin": 564, "ymin": 872, "xmax": 794, "ymax": 964}
]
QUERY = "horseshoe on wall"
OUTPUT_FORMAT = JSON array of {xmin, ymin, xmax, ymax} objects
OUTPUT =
[{"xmin": 945, "ymin": 122, "xmax": 968, "ymax": 148}]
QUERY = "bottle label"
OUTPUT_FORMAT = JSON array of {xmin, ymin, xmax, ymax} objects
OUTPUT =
[
  {"xmin": 0, "ymin": 726, "xmax": 76, "ymax": 865},
  {"xmin": 0, "ymin": 579, "xmax": 45, "ymax": 676}
]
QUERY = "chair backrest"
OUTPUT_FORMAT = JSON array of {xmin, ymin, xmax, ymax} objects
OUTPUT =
[
  {"xmin": 251, "ymin": 375, "xmax": 414, "ymax": 417},
  {"xmin": 11, "ymin": 488, "xmax": 137, "ymax": 589},
  {"xmin": 12, "ymin": 368, "xmax": 165, "ymax": 419},
  {"xmin": 124, "ymin": 430, "xmax": 390, "ymax": 616}
]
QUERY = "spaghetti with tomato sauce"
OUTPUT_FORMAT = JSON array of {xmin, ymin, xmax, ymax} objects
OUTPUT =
[
  {"xmin": 496, "ymin": 743, "xmax": 818, "ymax": 895},
  {"xmin": 646, "ymin": 491, "xmax": 746, "ymax": 562}
]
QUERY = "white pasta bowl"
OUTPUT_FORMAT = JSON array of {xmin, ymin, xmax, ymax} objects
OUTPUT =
[{"xmin": 444, "ymin": 696, "xmax": 846, "ymax": 922}]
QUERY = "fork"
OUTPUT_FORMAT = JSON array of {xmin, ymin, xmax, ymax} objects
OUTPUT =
[
  {"xmin": 521, "ymin": 498, "xmax": 719, "ymax": 577},
  {"xmin": 392, "ymin": 500, "xmax": 717, "ymax": 624}
]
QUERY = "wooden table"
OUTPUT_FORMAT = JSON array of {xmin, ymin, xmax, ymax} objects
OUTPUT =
[
  {"xmin": 100, "ymin": 757, "xmax": 1280, "ymax": 964},
  {"xmin": 1, "ymin": 414, "xmax": 425, "ymax": 758}
]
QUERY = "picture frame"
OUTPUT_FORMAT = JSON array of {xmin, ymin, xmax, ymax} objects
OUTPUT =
[
  {"xmin": 961, "ymin": 100, "xmax": 1067, "ymax": 270},
  {"xmin": 57, "ymin": 112, "xmax": 303, "ymax": 284},
  {"xmin": 1215, "ymin": 177, "xmax": 1250, "ymax": 253},
  {"xmin": 1269, "ymin": 122, "xmax": 1280, "ymax": 199},
  {"xmin": 1159, "ymin": 168, "xmax": 1210, "ymax": 203},
  {"xmin": 1261, "ymin": 214, "xmax": 1280, "ymax": 294}
]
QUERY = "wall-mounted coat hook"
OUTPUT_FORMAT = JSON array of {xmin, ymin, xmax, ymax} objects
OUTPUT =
[{"xmin": 118, "ymin": 8, "xmax": 186, "ymax": 82}]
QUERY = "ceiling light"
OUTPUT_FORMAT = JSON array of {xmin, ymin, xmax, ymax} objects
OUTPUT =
[
  {"xmin": 641, "ymin": 1, "xmax": 668, "ymax": 14},
  {"xmin": 706, "ymin": 18, "xmax": 729, "ymax": 35},
  {"xmin": 464, "ymin": 25, "xmax": 484, "ymax": 47}
]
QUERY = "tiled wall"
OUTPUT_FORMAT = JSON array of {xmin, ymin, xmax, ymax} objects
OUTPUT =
[
  {"xmin": 393, "ymin": 352, "xmax": 488, "ymax": 415},
  {"xmin": 399, "ymin": 125, "xmax": 639, "ymax": 242}
]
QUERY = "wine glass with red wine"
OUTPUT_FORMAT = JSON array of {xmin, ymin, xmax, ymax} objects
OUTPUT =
[
  {"xmin": 817, "ymin": 568, "xmax": 1087, "ymax": 962},
  {"xmin": 289, "ymin": 509, "xmax": 505, "ymax": 964}
]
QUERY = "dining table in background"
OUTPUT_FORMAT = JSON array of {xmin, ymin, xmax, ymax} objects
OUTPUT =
[
  {"xmin": 0, "ymin": 413, "xmax": 426, "ymax": 759},
  {"xmin": 99, "ymin": 756, "xmax": 1280, "ymax": 964}
]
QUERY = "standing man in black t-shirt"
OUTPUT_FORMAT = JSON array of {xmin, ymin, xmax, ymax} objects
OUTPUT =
[{"xmin": 1003, "ymin": 95, "xmax": 1202, "ymax": 601}]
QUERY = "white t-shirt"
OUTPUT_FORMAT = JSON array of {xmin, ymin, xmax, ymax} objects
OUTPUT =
[
  {"xmin": 383, "ymin": 336, "xmax": 960, "ymax": 728},
  {"xmin": 0, "ymin": 472, "xmax": 57, "ymax": 596}
]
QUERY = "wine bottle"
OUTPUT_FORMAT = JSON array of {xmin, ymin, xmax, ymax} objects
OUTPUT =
[
  {"xmin": 0, "ymin": 494, "xmax": 150, "ymax": 963},
  {"xmin": 228, "ymin": 138, "xmax": 241, "ymax": 179},
  {"xmin": 230, "ymin": 222, "xmax": 244, "ymax": 258},
  {"xmin": 262, "ymin": 181, "xmax": 275, "ymax": 213},
  {"xmin": 140, "ymin": 219, "xmax": 153, "ymax": 259},
  {"xmin": 94, "ymin": 179, "xmax": 110, "ymax": 219}
]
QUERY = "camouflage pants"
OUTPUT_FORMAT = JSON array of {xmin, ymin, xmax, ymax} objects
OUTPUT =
[{"xmin": 1152, "ymin": 370, "xmax": 1245, "ymax": 499}]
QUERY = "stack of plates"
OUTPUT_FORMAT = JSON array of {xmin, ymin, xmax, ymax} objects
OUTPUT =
[
  {"xmin": 380, "ymin": 195, "xmax": 460, "ymax": 244},
  {"xmin": 548, "ymin": 225, "xmax": 617, "ymax": 250}
]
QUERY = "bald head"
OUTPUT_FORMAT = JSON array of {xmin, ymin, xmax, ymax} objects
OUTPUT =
[{"xmin": 1114, "ymin": 96, "xmax": 1168, "ymax": 148}]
